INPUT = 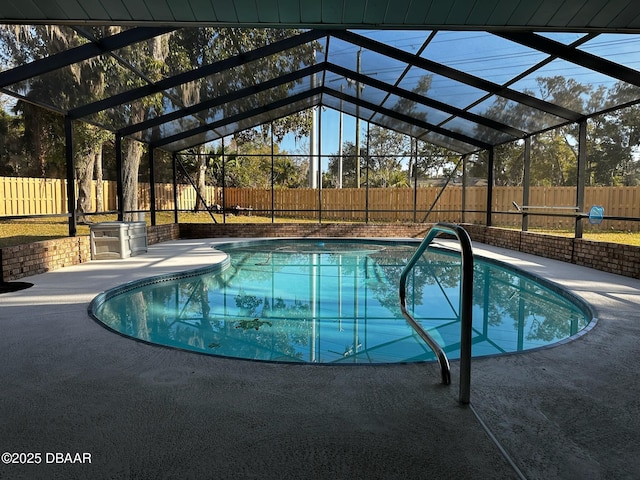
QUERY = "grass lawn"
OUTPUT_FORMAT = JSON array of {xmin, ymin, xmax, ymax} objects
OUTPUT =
[
  {"xmin": 526, "ymin": 228, "xmax": 640, "ymax": 246},
  {"xmin": 1, "ymin": 213, "xmax": 639, "ymax": 248},
  {"xmin": 0, "ymin": 212, "xmax": 316, "ymax": 248}
]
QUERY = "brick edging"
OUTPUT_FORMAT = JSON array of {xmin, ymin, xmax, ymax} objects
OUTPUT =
[
  {"xmin": 1, "ymin": 223, "xmax": 179, "ymax": 282},
  {"xmin": 462, "ymin": 224, "xmax": 639, "ymax": 278},
  {"xmin": 2, "ymin": 223, "xmax": 638, "ymax": 281},
  {"xmin": 181, "ymin": 223, "xmax": 640, "ymax": 279}
]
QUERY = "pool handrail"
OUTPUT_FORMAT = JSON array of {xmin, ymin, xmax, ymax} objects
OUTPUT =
[{"xmin": 399, "ymin": 222, "xmax": 474, "ymax": 404}]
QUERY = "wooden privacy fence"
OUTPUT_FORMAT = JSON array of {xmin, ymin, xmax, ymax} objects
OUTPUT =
[
  {"xmin": 1, "ymin": 176, "xmax": 639, "ymax": 231},
  {"xmin": 0, "ymin": 177, "xmax": 221, "ymax": 216},
  {"xmin": 0, "ymin": 176, "xmax": 68, "ymax": 217},
  {"xmin": 222, "ymin": 185, "xmax": 640, "ymax": 230},
  {"xmin": 491, "ymin": 186, "xmax": 640, "ymax": 230}
]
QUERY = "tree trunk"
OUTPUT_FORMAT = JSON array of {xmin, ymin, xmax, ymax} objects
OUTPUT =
[
  {"xmin": 195, "ymin": 147, "xmax": 207, "ymax": 211},
  {"xmin": 95, "ymin": 147, "xmax": 103, "ymax": 213},
  {"xmin": 130, "ymin": 291, "xmax": 149, "ymax": 341},
  {"xmin": 30, "ymin": 111, "xmax": 46, "ymax": 177},
  {"xmin": 119, "ymin": 34, "xmax": 170, "ymax": 221},
  {"xmin": 122, "ymin": 136, "xmax": 143, "ymax": 222},
  {"xmin": 75, "ymin": 148, "xmax": 96, "ymax": 223}
]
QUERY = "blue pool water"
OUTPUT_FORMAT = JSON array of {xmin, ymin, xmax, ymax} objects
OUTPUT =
[{"xmin": 90, "ymin": 239, "xmax": 593, "ymax": 364}]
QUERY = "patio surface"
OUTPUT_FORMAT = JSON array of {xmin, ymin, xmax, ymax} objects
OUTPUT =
[{"xmin": 0, "ymin": 237, "xmax": 639, "ymax": 480}]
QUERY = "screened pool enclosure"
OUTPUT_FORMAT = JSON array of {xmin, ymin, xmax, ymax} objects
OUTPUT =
[{"xmin": 2, "ymin": 3, "xmax": 640, "ymax": 236}]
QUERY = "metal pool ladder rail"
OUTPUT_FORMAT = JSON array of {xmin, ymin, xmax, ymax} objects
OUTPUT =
[{"xmin": 399, "ymin": 223, "xmax": 474, "ymax": 404}]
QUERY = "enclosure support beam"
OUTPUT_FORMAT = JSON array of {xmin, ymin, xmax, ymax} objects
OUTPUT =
[
  {"xmin": 115, "ymin": 133, "xmax": 124, "ymax": 222},
  {"xmin": 318, "ymin": 108, "xmax": 323, "ymax": 223},
  {"xmin": 486, "ymin": 147, "xmax": 495, "ymax": 227},
  {"xmin": 172, "ymin": 153, "xmax": 178, "ymax": 224},
  {"xmin": 149, "ymin": 146, "xmax": 157, "ymax": 226},
  {"xmin": 64, "ymin": 117, "xmax": 76, "ymax": 237},
  {"xmin": 413, "ymin": 137, "xmax": 418, "ymax": 223},
  {"xmin": 222, "ymin": 138, "xmax": 226, "ymax": 224},
  {"xmin": 575, "ymin": 120, "xmax": 588, "ymax": 239},
  {"xmin": 461, "ymin": 154, "xmax": 467, "ymax": 224},
  {"xmin": 332, "ymin": 30, "xmax": 581, "ymax": 123},
  {"xmin": 365, "ymin": 122, "xmax": 370, "ymax": 224},
  {"xmin": 309, "ymin": 80, "xmax": 318, "ymax": 190},
  {"xmin": 339, "ymin": 90, "xmax": 344, "ymax": 189},
  {"xmin": 356, "ymin": 48, "xmax": 362, "ymax": 189},
  {"xmin": 271, "ymin": 123, "xmax": 275, "ymax": 223},
  {"xmin": 522, "ymin": 137, "xmax": 532, "ymax": 231}
]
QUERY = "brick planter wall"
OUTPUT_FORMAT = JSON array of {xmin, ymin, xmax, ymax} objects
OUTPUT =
[
  {"xmin": 179, "ymin": 222, "xmax": 432, "ymax": 239},
  {"xmin": 181, "ymin": 223, "xmax": 640, "ymax": 279},
  {"xmin": 573, "ymin": 239, "xmax": 640, "ymax": 278},
  {"xmin": 520, "ymin": 231, "xmax": 574, "ymax": 263},
  {"xmin": 462, "ymin": 224, "xmax": 640, "ymax": 278},
  {"xmin": 2, "ymin": 222, "xmax": 639, "ymax": 281},
  {"xmin": 1, "ymin": 236, "xmax": 91, "ymax": 281},
  {"xmin": 1, "ymin": 223, "xmax": 179, "ymax": 282},
  {"xmin": 146, "ymin": 223, "xmax": 180, "ymax": 244}
]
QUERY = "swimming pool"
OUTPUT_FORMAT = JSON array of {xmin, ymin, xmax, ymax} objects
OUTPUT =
[{"xmin": 89, "ymin": 239, "xmax": 594, "ymax": 364}]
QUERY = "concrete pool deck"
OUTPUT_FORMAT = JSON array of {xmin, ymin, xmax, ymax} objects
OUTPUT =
[{"xmin": 0, "ymin": 238, "xmax": 639, "ymax": 480}]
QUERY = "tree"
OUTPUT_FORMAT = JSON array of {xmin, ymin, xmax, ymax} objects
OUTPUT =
[
  {"xmin": 0, "ymin": 26, "xmax": 114, "ymax": 216},
  {"xmin": 414, "ymin": 141, "xmax": 461, "ymax": 184},
  {"xmin": 490, "ymin": 141, "xmax": 524, "ymax": 186},
  {"xmin": 205, "ymin": 136, "xmax": 304, "ymax": 189},
  {"xmin": 116, "ymin": 33, "xmax": 171, "ymax": 220},
  {"xmin": 0, "ymin": 104, "xmax": 24, "ymax": 175},
  {"xmin": 73, "ymin": 122, "xmax": 110, "ymax": 220},
  {"xmin": 365, "ymin": 125, "xmax": 411, "ymax": 187},
  {"xmin": 325, "ymin": 125, "xmax": 413, "ymax": 188},
  {"xmin": 472, "ymin": 76, "xmax": 588, "ymax": 186},
  {"xmin": 163, "ymin": 29, "xmax": 319, "ymax": 208},
  {"xmin": 325, "ymin": 141, "xmax": 360, "ymax": 188},
  {"xmin": 273, "ymin": 154, "xmax": 308, "ymax": 188},
  {"xmin": 15, "ymin": 102, "xmax": 64, "ymax": 178},
  {"xmin": 586, "ymin": 82, "xmax": 640, "ymax": 185},
  {"xmin": 474, "ymin": 75, "xmax": 640, "ymax": 187}
]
